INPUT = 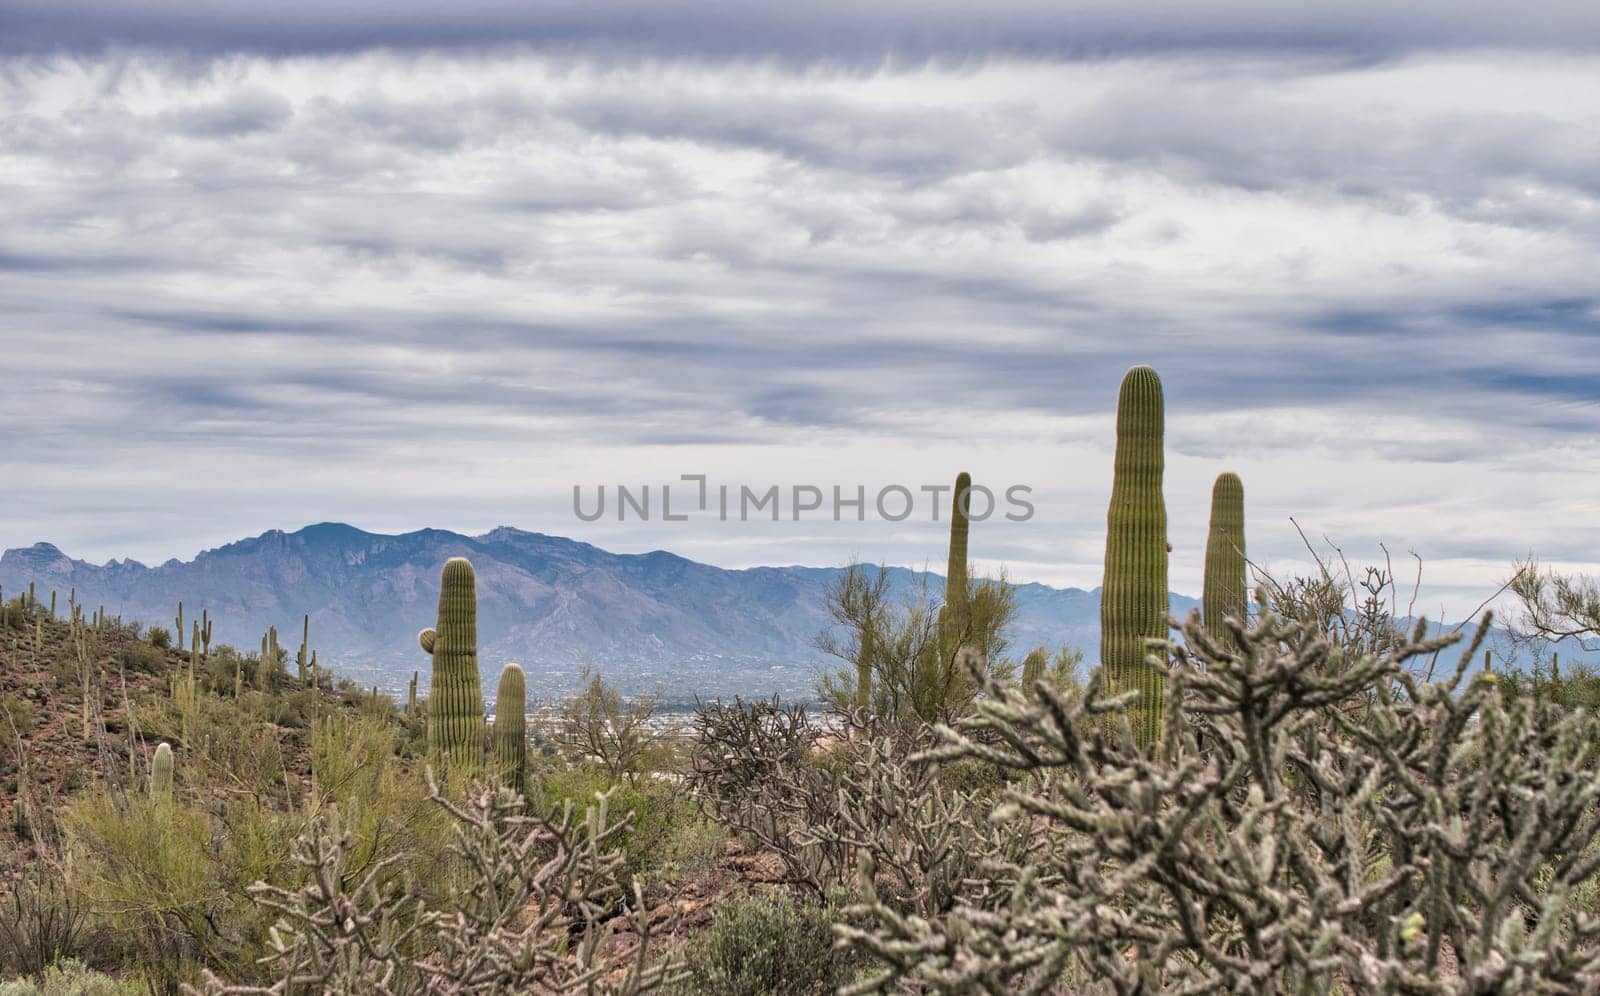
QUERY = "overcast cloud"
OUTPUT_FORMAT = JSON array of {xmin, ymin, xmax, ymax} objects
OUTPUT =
[{"xmin": 1, "ymin": 5, "xmax": 1597, "ymax": 619}]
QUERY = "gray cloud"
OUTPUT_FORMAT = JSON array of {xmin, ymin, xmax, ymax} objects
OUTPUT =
[
  {"xmin": 0, "ymin": 47, "xmax": 1596, "ymax": 618},
  {"xmin": 4, "ymin": 2, "xmax": 1600, "ymax": 59}
]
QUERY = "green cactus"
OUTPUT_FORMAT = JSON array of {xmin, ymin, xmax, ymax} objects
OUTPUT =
[
  {"xmin": 423, "ymin": 557, "xmax": 485, "ymax": 773},
  {"xmin": 296, "ymin": 614, "xmax": 310, "ymax": 683},
  {"xmin": 941, "ymin": 471, "xmax": 972, "ymax": 641},
  {"xmin": 1100, "ymin": 365, "xmax": 1169, "ymax": 746},
  {"xmin": 1021, "ymin": 646, "xmax": 1048, "ymax": 692},
  {"xmin": 408, "ymin": 671, "xmax": 418, "ymax": 715},
  {"xmin": 855, "ymin": 625, "xmax": 873, "ymax": 711},
  {"xmin": 151, "ymin": 742, "xmax": 173, "ymax": 801},
  {"xmin": 199, "ymin": 610, "xmax": 212, "ymax": 658},
  {"xmin": 175, "ymin": 601, "xmax": 184, "ymax": 652},
  {"xmin": 494, "ymin": 663, "xmax": 527, "ymax": 792},
  {"xmin": 1202, "ymin": 472, "xmax": 1247, "ymax": 649}
]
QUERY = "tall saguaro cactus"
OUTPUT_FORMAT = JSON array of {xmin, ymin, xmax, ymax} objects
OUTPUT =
[
  {"xmin": 1100, "ymin": 365, "xmax": 1169, "ymax": 745},
  {"xmin": 421, "ymin": 557, "xmax": 485, "ymax": 773},
  {"xmin": 494, "ymin": 663, "xmax": 527, "ymax": 792},
  {"xmin": 942, "ymin": 471, "xmax": 972, "ymax": 639},
  {"xmin": 1202, "ymin": 472, "xmax": 1247, "ymax": 648}
]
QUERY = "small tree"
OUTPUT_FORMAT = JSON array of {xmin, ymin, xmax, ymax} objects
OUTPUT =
[
  {"xmin": 553, "ymin": 667, "xmax": 669, "ymax": 785},
  {"xmin": 816, "ymin": 563, "xmax": 1019, "ymax": 726}
]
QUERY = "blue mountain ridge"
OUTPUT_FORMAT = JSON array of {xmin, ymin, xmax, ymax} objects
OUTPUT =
[{"xmin": 1, "ymin": 524, "xmax": 1588, "ymax": 705}]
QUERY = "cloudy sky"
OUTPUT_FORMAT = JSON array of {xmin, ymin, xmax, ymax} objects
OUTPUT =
[{"xmin": 2, "ymin": 2, "xmax": 1597, "ymax": 619}]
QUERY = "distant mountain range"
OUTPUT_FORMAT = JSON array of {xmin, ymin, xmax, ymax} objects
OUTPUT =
[{"xmin": 1, "ymin": 524, "xmax": 1591, "ymax": 704}]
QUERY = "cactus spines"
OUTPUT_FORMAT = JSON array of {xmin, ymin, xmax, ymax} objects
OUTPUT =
[
  {"xmin": 1100, "ymin": 365, "xmax": 1169, "ymax": 746},
  {"xmin": 494, "ymin": 663, "xmax": 527, "ymax": 791},
  {"xmin": 1201, "ymin": 472, "xmax": 1246, "ymax": 648},
  {"xmin": 151, "ymin": 742, "xmax": 174, "ymax": 801},
  {"xmin": 424, "ymin": 558, "xmax": 484, "ymax": 772}
]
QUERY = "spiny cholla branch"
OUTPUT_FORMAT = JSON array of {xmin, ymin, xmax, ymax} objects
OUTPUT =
[
  {"xmin": 836, "ymin": 608, "xmax": 1600, "ymax": 995},
  {"xmin": 191, "ymin": 783, "xmax": 682, "ymax": 995}
]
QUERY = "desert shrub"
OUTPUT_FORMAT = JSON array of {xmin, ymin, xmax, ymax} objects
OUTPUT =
[
  {"xmin": 536, "ymin": 762, "xmax": 709, "ymax": 893},
  {"xmin": 194, "ymin": 784, "xmax": 683, "ymax": 994},
  {"xmin": 688, "ymin": 698, "xmax": 1036, "ymax": 913},
  {"xmin": 0, "ymin": 867, "xmax": 86, "ymax": 978},
  {"xmin": 302, "ymin": 711, "xmax": 450, "ymax": 893},
  {"xmin": 0, "ymin": 959, "xmax": 143, "ymax": 996},
  {"xmin": 836, "ymin": 610, "xmax": 1600, "ymax": 992},
  {"xmin": 815, "ymin": 564, "xmax": 1021, "ymax": 726},
  {"xmin": 673, "ymin": 889, "xmax": 856, "ymax": 996},
  {"xmin": 552, "ymin": 669, "xmax": 673, "ymax": 785},
  {"xmin": 117, "ymin": 642, "xmax": 164, "ymax": 676},
  {"xmin": 145, "ymin": 628, "xmax": 171, "ymax": 651},
  {"xmin": 61, "ymin": 792, "xmax": 218, "ymax": 993}
]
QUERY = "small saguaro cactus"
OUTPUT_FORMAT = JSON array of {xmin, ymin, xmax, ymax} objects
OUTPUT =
[
  {"xmin": 199, "ymin": 609, "xmax": 212, "ymax": 658},
  {"xmin": 408, "ymin": 671, "xmax": 419, "ymax": 715},
  {"xmin": 1100, "ymin": 365, "xmax": 1169, "ymax": 746},
  {"xmin": 175, "ymin": 601, "xmax": 184, "ymax": 651},
  {"xmin": 494, "ymin": 663, "xmax": 527, "ymax": 792},
  {"xmin": 421, "ymin": 558, "xmax": 485, "ymax": 773},
  {"xmin": 151, "ymin": 742, "xmax": 174, "ymax": 801},
  {"xmin": 1201, "ymin": 472, "xmax": 1247, "ymax": 649},
  {"xmin": 1021, "ymin": 646, "xmax": 1049, "ymax": 691}
]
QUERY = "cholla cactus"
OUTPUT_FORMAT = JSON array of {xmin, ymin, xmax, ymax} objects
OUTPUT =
[
  {"xmin": 1100, "ymin": 365, "xmax": 1168, "ymax": 745},
  {"xmin": 494, "ymin": 663, "xmax": 527, "ymax": 792},
  {"xmin": 194, "ymin": 785, "xmax": 681, "ymax": 993},
  {"xmin": 421, "ymin": 558, "xmax": 485, "ymax": 773},
  {"xmin": 837, "ymin": 611, "xmax": 1600, "ymax": 993}
]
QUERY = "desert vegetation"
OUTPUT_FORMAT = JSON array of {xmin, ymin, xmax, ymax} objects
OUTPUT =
[{"xmin": 3, "ymin": 364, "xmax": 1600, "ymax": 993}]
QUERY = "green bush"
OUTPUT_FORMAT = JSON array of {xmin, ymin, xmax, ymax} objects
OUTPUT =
[
  {"xmin": 117, "ymin": 642, "xmax": 164, "ymax": 676},
  {"xmin": 145, "ymin": 628, "xmax": 171, "ymax": 651},
  {"xmin": 674, "ymin": 890, "xmax": 856, "ymax": 996},
  {"xmin": 60, "ymin": 792, "xmax": 217, "ymax": 992},
  {"xmin": 535, "ymin": 763, "xmax": 714, "ymax": 894},
  {"xmin": 0, "ymin": 959, "xmax": 143, "ymax": 996}
]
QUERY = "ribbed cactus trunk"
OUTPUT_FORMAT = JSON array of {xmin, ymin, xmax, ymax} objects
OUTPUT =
[
  {"xmin": 1100, "ymin": 366, "xmax": 1168, "ymax": 746},
  {"xmin": 942, "ymin": 471, "xmax": 972, "ymax": 639},
  {"xmin": 421, "ymin": 557, "xmax": 484, "ymax": 773},
  {"xmin": 855, "ymin": 625, "xmax": 874, "ymax": 711},
  {"xmin": 1021, "ymin": 646, "xmax": 1048, "ymax": 692},
  {"xmin": 494, "ymin": 663, "xmax": 527, "ymax": 792},
  {"xmin": 1202, "ymin": 472, "xmax": 1247, "ymax": 648},
  {"xmin": 151, "ymin": 742, "xmax": 174, "ymax": 802}
]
